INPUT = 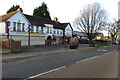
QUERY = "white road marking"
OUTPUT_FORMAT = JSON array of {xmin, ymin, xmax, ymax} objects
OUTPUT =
[
  {"xmin": 27, "ymin": 66, "xmax": 66, "ymax": 79},
  {"xmin": 103, "ymin": 50, "xmax": 107, "ymax": 51},
  {"xmin": 27, "ymin": 50, "xmax": 116, "ymax": 79},
  {"xmin": 76, "ymin": 50, "xmax": 115, "ymax": 64},
  {"xmin": 97, "ymin": 49, "xmax": 107, "ymax": 51},
  {"xmin": 103, "ymin": 51, "xmax": 114, "ymax": 55},
  {"xmin": 76, "ymin": 56, "xmax": 99, "ymax": 64},
  {"xmin": 98, "ymin": 50, "xmax": 101, "ymax": 51}
]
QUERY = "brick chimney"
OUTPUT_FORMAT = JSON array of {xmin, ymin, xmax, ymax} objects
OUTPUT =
[{"xmin": 53, "ymin": 17, "xmax": 58, "ymax": 22}]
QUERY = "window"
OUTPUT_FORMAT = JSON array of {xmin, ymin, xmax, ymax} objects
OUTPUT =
[
  {"xmin": 41, "ymin": 27, "xmax": 43, "ymax": 31},
  {"xmin": 13, "ymin": 22, "xmax": 16, "ymax": 31},
  {"xmin": 54, "ymin": 30, "xmax": 56, "ymax": 34},
  {"xmin": 60, "ymin": 31, "xmax": 62, "ymax": 35},
  {"xmin": 30, "ymin": 26, "xmax": 34, "ymax": 32},
  {"xmin": 47, "ymin": 27, "xmax": 49, "ymax": 33},
  {"xmin": 50, "ymin": 27, "xmax": 52, "ymax": 34},
  {"xmin": 17, "ymin": 23, "xmax": 21, "ymax": 31},
  {"xmin": 22, "ymin": 23, "xmax": 24, "ymax": 31},
  {"xmin": 57, "ymin": 30, "xmax": 59, "ymax": 34},
  {"xmin": 36, "ymin": 27, "xmax": 39, "ymax": 32}
]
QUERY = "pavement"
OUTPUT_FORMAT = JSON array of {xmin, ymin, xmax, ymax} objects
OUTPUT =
[
  {"xmin": 2, "ymin": 44, "xmax": 93, "ymax": 63},
  {"xmin": 37, "ymin": 51, "xmax": 118, "ymax": 78}
]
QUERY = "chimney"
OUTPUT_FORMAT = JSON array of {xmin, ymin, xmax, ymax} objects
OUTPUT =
[{"xmin": 53, "ymin": 17, "xmax": 58, "ymax": 22}]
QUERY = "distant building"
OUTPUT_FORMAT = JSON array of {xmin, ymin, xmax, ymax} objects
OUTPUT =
[{"xmin": 0, "ymin": 9, "xmax": 73, "ymax": 46}]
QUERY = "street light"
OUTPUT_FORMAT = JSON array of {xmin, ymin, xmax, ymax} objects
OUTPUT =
[
  {"xmin": 6, "ymin": 21, "xmax": 10, "ymax": 39},
  {"xmin": 6, "ymin": 21, "xmax": 11, "ymax": 49},
  {"xmin": 28, "ymin": 24, "xmax": 31, "ymax": 46}
]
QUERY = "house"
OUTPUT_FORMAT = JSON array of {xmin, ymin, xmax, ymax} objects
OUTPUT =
[{"xmin": 0, "ymin": 8, "xmax": 73, "ymax": 46}]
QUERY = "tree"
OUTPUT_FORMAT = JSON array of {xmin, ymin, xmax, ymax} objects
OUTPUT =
[
  {"xmin": 108, "ymin": 20, "xmax": 120, "ymax": 43},
  {"xmin": 7, "ymin": 5, "xmax": 23, "ymax": 13},
  {"xmin": 33, "ymin": 2, "xmax": 51, "ymax": 20},
  {"xmin": 73, "ymin": 2, "xmax": 108, "ymax": 46}
]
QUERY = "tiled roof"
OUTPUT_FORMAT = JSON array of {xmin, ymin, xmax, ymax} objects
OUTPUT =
[
  {"xmin": 0, "ymin": 10, "xmax": 72, "ymax": 30},
  {"xmin": 0, "ymin": 11, "xmax": 18, "ymax": 21},
  {"xmin": 24, "ymin": 14, "xmax": 66, "ymax": 29},
  {"xmin": 61, "ymin": 23, "xmax": 70, "ymax": 28},
  {"xmin": 61, "ymin": 23, "xmax": 73, "ymax": 31}
]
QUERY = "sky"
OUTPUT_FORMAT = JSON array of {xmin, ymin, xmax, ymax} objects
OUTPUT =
[{"xmin": 0, "ymin": 0, "xmax": 119, "ymax": 32}]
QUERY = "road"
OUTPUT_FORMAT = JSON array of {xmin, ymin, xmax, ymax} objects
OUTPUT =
[
  {"xmin": 38, "ymin": 51, "xmax": 118, "ymax": 78},
  {"xmin": 2, "ymin": 45, "xmax": 119, "ymax": 79}
]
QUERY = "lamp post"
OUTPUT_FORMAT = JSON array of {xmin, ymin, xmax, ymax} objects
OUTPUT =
[
  {"xmin": 6, "ymin": 21, "xmax": 11, "ymax": 49},
  {"xmin": 28, "ymin": 24, "xmax": 30, "ymax": 46},
  {"xmin": 6, "ymin": 21, "xmax": 10, "ymax": 39}
]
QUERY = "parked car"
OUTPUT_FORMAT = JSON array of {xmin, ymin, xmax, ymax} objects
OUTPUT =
[{"xmin": 69, "ymin": 37, "xmax": 79, "ymax": 49}]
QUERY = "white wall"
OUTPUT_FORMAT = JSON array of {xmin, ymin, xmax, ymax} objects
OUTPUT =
[
  {"xmin": 1, "ymin": 33, "xmax": 46, "ymax": 46},
  {"xmin": 65, "ymin": 24, "xmax": 72, "ymax": 37},
  {"xmin": 0, "ymin": 22, "xmax": 6, "ymax": 33},
  {"xmin": 6, "ymin": 11, "xmax": 30, "ymax": 33}
]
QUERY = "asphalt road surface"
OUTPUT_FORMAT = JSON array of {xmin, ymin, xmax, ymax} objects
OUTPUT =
[
  {"xmin": 38, "ymin": 51, "xmax": 118, "ymax": 78},
  {"xmin": 2, "ymin": 45, "xmax": 119, "ymax": 79}
]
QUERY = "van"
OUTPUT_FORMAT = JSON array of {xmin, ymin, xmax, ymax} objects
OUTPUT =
[{"xmin": 69, "ymin": 37, "xmax": 78, "ymax": 49}]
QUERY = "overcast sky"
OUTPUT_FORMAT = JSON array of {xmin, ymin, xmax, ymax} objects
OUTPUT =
[{"xmin": 0, "ymin": 0, "xmax": 119, "ymax": 31}]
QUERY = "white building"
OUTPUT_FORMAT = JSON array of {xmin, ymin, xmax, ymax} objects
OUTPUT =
[{"xmin": 0, "ymin": 9, "xmax": 73, "ymax": 46}]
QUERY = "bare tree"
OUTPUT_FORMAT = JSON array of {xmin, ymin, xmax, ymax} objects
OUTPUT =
[
  {"xmin": 109, "ymin": 20, "xmax": 120, "ymax": 43},
  {"xmin": 73, "ymin": 2, "xmax": 108, "ymax": 46}
]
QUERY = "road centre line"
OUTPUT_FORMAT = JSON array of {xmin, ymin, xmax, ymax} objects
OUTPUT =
[{"xmin": 27, "ymin": 66, "xmax": 66, "ymax": 79}]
